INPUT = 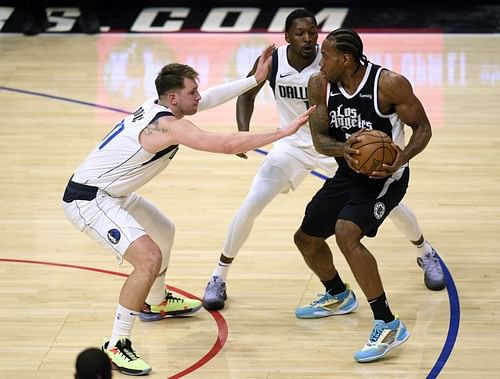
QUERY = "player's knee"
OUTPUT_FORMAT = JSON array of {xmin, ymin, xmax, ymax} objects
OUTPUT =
[
  {"xmin": 294, "ymin": 229, "xmax": 320, "ymax": 255},
  {"xmin": 144, "ymin": 248, "xmax": 162, "ymax": 277},
  {"xmin": 131, "ymin": 245, "xmax": 162, "ymax": 278},
  {"xmin": 335, "ymin": 221, "xmax": 361, "ymax": 255}
]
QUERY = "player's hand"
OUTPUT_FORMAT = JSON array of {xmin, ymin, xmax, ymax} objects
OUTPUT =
[
  {"xmin": 236, "ymin": 152, "xmax": 248, "ymax": 159},
  {"xmin": 283, "ymin": 105, "xmax": 316, "ymax": 135},
  {"xmin": 343, "ymin": 131, "xmax": 362, "ymax": 173},
  {"xmin": 254, "ymin": 44, "xmax": 275, "ymax": 83},
  {"xmin": 370, "ymin": 143, "xmax": 404, "ymax": 179}
]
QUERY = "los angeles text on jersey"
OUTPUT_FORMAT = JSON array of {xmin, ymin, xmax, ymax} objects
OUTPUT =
[
  {"xmin": 0, "ymin": 6, "xmax": 348, "ymax": 33},
  {"xmin": 329, "ymin": 105, "xmax": 373, "ymax": 133}
]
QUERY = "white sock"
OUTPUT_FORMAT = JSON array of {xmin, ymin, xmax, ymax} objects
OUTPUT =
[
  {"xmin": 109, "ymin": 304, "xmax": 138, "ymax": 348},
  {"xmin": 212, "ymin": 261, "xmax": 231, "ymax": 282},
  {"xmin": 389, "ymin": 203, "xmax": 431, "ymax": 257},
  {"xmin": 145, "ymin": 272, "xmax": 167, "ymax": 305},
  {"xmin": 416, "ymin": 240, "xmax": 434, "ymax": 257}
]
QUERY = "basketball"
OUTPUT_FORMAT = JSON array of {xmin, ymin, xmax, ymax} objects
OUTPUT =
[{"xmin": 349, "ymin": 130, "xmax": 397, "ymax": 176}]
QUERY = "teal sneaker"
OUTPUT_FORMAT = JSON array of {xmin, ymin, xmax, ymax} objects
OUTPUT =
[
  {"xmin": 354, "ymin": 316, "xmax": 410, "ymax": 363},
  {"xmin": 295, "ymin": 283, "xmax": 358, "ymax": 319}
]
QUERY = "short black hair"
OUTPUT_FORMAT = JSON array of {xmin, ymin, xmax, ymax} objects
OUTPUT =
[
  {"xmin": 285, "ymin": 9, "xmax": 317, "ymax": 33},
  {"xmin": 75, "ymin": 347, "xmax": 112, "ymax": 379},
  {"xmin": 326, "ymin": 28, "xmax": 368, "ymax": 65}
]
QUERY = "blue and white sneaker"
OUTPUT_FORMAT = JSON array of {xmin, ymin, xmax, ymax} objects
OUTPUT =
[
  {"xmin": 295, "ymin": 284, "xmax": 358, "ymax": 319},
  {"xmin": 354, "ymin": 316, "xmax": 410, "ymax": 363}
]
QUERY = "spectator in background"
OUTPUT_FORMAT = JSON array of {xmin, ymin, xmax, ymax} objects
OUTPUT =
[
  {"xmin": 75, "ymin": 347, "xmax": 112, "ymax": 379},
  {"xmin": 22, "ymin": 0, "xmax": 101, "ymax": 35}
]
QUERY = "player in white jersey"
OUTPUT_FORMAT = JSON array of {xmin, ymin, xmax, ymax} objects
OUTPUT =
[
  {"xmin": 62, "ymin": 45, "xmax": 315, "ymax": 376},
  {"xmin": 202, "ymin": 8, "xmax": 444, "ymax": 311}
]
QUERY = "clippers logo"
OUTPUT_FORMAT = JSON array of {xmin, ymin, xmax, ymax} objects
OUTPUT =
[
  {"xmin": 373, "ymin": 202, "xmax": 386, "ymax": 220},
  {"xmin": 107, "ymin": 229, "xmax": 121, "ymax": 244}
]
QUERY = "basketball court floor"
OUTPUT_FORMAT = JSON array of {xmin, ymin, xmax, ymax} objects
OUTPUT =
[{"xmin": 0, "ymin": 32, "xmax": 499, "ymax": 378}]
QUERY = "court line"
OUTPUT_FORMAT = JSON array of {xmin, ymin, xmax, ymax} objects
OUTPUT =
[
  {"xmin": 1, "ymin": 85, "xmax": 459, "ymax": 377},
  {"xmin": 427, "ymin": 256, "xmax": 460, "ymax": 379},
  {"xmin": 0, "ymin": 258, "xmax": 227, "ymax": 379}
]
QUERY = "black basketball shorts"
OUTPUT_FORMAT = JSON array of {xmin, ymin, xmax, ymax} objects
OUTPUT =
[{"xmin": 300, "ymin": 166, "xmax": 409, "ymax": 239}]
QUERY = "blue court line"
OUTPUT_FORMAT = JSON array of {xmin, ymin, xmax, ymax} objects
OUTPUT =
[
  {"xmin": 1, "ymin": 85, "xmax": 459, "ymax": 377},
  {"xmin": 427, "ymin": 257, "xmax": 460, "ymax": 378},
  {"xmin": 0, "ymin": 86, "xmax": 129, "ymax": 114}
]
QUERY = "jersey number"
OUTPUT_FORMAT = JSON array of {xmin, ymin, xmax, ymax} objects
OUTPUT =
[{"xmin": 99, "ymin": 120, "xmax": 125, "ymax": 149}]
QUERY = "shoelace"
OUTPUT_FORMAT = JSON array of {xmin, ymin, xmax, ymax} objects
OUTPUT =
[
  {"xmin": 206, "ymin": 279, "xmax": 225, "ymax": 295},
  {"xmin": 423, "ymin": 253, "xmax": 443, "ymax": 275},
  {"xmin": 165, "ymin": 292, "xmax": 184, "ymax": 303},
  {"xmin": 311, "ymin": 292, "xmax": 334, "ymax": 305},
  {"xmin": 368, "ymin": 323, "xmax": 386, "ymax": 343},
  {"xmin": 118, "ymin": 340, "xmax": 140, "ymax": 361}
]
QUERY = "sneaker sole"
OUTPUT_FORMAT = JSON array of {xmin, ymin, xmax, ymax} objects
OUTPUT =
[
  {"xmin": 110, "ymin": 361, "xmax": 152, "ymax": 376},
  {"xmin": 202, "ymin": 292, "xmax": 227, "ymax": 311},
  {"xmin": 424, "ymin": 277, "xmax": 446, "ymax": 291},
  {"xmin": 203, "ymin": 300, "xmax": 225, "ymax": 311},
  {"xmin": 355, "ymin": 330, "xmax": 410, "ymax": 363},
  {"xmin": 296, "ymin": 299, "xmax": 359, "ymax": 319},
  {"xmin": 139, "ymin": 304, "xmax": 203, "ymax": 321}
]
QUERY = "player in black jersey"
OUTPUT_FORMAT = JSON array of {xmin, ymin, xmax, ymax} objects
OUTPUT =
[{"xmin": 294, "ymin": 28, "xmax": 433, "ymax": 363}]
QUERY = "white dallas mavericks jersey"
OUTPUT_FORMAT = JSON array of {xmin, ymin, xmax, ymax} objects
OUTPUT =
[
  {"xmin": 270, "ymin": 45, "xmax": 321, "ymax": 151},
  {"xmin": 72, "ymin": 97, "xmax": 179, "ymax": 197}
]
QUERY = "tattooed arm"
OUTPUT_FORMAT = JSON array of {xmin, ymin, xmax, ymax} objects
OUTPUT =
[
  {"xmin": 307, "ymin": 73, "xmax": 345, "ymax": 157},
  {"xmin": 139, "ymin": 107, "xmax": 315, "ymax": 155}
]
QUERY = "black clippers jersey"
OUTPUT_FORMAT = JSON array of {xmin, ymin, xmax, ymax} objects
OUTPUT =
[{"xmin": 326, "ymin": 62, "xmax": 405, "ymax": 170}]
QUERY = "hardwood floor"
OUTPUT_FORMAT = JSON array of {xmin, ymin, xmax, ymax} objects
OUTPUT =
[{"xmin": 0, "ymin": 33, "xmax": 499, "ymax": 378}]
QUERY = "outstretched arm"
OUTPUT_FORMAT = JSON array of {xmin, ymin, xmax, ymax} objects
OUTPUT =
[
  {"xmin": 176, "ymin": 106, "xmax": 315, "ymax": 154},
  {"xmin": 198, "ymin": 44, "xmax": 274, "ymax": 112},
  {"xmin": 140, "ymin": 106, "xmax": 315, "ymax": 155}
]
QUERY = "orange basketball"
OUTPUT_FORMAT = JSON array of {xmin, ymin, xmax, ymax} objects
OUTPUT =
[{"xmin": 350, "ymin": 130, "xmax": 397, "ymax": 176}]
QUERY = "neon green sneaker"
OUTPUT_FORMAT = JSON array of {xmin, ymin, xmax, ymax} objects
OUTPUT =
[
  {"xmin": 102, "ymin": 338, "xmax": 151, "ymax": 376},
  {"xmin": 139, "ymin": 291, "xmax": 202, "ymax": 321}
]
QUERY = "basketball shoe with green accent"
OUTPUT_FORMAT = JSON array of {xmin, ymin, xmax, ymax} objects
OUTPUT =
[
  {"xmin": 102, "ymin": 338, "xmax": 152, "ymax": 376},
  {"xmin": 139, "ymin": 291, "xmax": 202, "ymax": 321},
  {"xmin": 295, "ymin": 283, "xmax": 358, "ymax": 319},
  {"xmin": 354, "ymin": 316, "xmax": 410, "ymax": 363}
]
